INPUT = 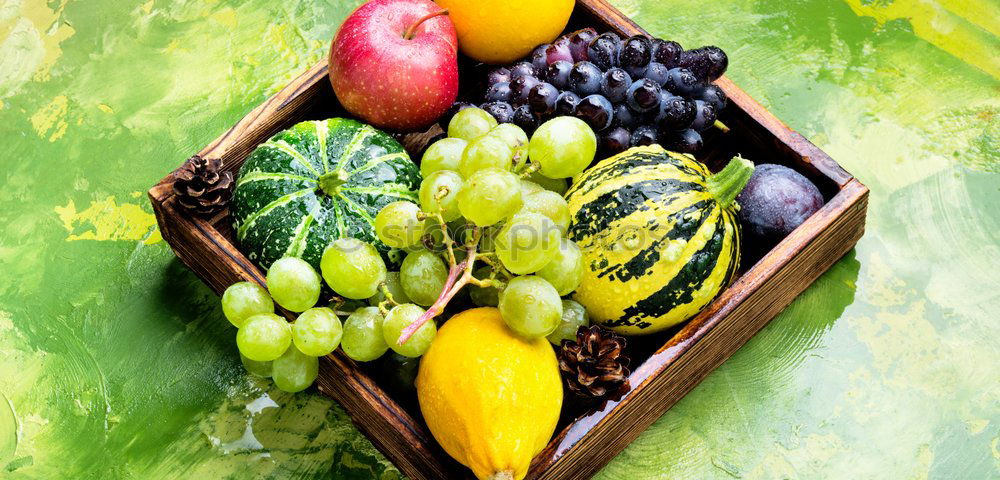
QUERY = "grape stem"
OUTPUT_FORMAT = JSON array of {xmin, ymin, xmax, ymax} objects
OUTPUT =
[
  {"xmin": 377, "ymin": 282, "xmax": 400, "ymax": 315},
  {"xmin": 397, "ymin": 223, "xmax": 484, "ymax": 344},
  {"xmin": 397, "ymin": 248, "xmax": 476, "ymax": 344},
  {"xmin": 713, "ymin": 119, "xmax": 731, "ymax": 133},
  {"xmin": 518, "ymin": 160, "xmax": 541, "ymax": 178}
]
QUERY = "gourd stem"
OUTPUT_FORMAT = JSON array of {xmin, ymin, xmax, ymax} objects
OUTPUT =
[
  {"xmin": 318, "ymin": 169, "xmax": 351, "ymax": 196},
  {"xmin": 706, "ymin": 156, "xmax": 754, "ymax": 209}
]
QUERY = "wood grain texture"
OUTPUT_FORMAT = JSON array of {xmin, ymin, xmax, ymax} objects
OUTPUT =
[{"xmin": 147, "ymin": 1, "xmax": 869, "ymax": 478}]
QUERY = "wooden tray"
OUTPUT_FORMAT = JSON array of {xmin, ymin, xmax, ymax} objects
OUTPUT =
[{"xmin": 148, "ymin": 1, "xmax": 868, "ymax": 478}]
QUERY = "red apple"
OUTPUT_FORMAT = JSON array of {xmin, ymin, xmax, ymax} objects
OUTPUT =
[{"xmin": 329, "ymin": 0, "xmax": 459, "ymax": 132}]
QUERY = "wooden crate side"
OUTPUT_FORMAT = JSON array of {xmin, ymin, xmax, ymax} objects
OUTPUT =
[{"xmin": 529, "ymin": 181, "xmax": 868, "ymax": 478}]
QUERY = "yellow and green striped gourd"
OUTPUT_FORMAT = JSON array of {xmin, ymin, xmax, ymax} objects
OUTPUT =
[{"xmin": 565, "ymin": 145, "xmax": 754, "ymax": 335}]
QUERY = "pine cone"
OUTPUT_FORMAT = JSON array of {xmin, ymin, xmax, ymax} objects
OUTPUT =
[
  {"xmin": 558, "ymin": 325, "xmax": 631, "ymax": 399},
  {"xmin": 172, "ymin": 155, "xmax": 233, "ymax": 217}
]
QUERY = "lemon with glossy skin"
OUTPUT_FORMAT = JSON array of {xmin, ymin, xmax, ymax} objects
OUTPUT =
[
  {"xmin": 416, "ymin": 307, "xmax": 562, "ymax": 480},
  {"xmin": 435, "ymin": 0, "xmax": 575, "ymax": 64}
]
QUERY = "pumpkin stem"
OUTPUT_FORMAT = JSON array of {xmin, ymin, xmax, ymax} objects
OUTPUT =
[
  {"xmin": 487, "ymin": 472, "xmax": 515, "ymax": 480},
  {"xmin": 706, "ymin": 155, "xmax": 754, "ymax": 209},
  {"xmin": 318, "ymin": 169, "xmax": 351, "ymax": 196}
]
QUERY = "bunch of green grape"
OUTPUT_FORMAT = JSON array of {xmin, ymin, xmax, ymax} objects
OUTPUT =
[
  {"xmin": 220, "ymin": 108, "xmax": 600, "ymax": 394},
  {"xmin": 374, "ymin": 107, "xmax": 597, "ymax": 343}
]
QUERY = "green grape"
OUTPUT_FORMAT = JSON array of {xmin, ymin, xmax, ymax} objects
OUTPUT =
[
  {"xmin": 240, "ymin": 352, "xmax": 273, "ymax": 378},
  {"xmin": 419, "ymin": 170, "xmax": 463, "ymax": 222},
  {"xmin": 527, "ymin": 170, "xmax": 568, "ymax": 195},
  {"xmin": 546, "ymin": 299, "xmax": 590, "ymax": 345},
  {"xmin": 537, "ymin": 238, "xmax": 585, "ymax": 295},
  {"xmin": 469, "ymin": 266, "xmax": 501, "ymax": 307},
  {"xmin": 382, "ymin": 303, "xmax": 436, "ymax": 358},
  {"xmin": 266, "ymin": 257, "xmax": 321, "ymax": 313},
  {"xmin": 271, "ymin": 344, "xmax": 319, "ymax": 393},
  {"xmin": 341, "ymin": 306, "xmax": 389, "ymax": 362},
  {"xmin": 520, "ymin": 190, "xmax": 571, "ymax": 232},
  {"xmin": 321, "ymin": 238, "xmax": 387, "ymax": 299},
  {"xmin": 222, "ymin": 281, "xmax": 273, "ymax": 328},
  {"xmin": 399, "ymin": 250, "xmax": 448, "ymax": 307},
  {"xmin": 528, "ymin": 117, "xmax": 597, "ymax": 179},
  {"xmin": 368, "ymin": 272, "xmax": 411, "ymax": 306},
  {"xmin": 447, "ymin": 107, "xmax": 497, "ymax": 141},
  {"xmin": 456, "ymin": 168, "xmax": 523, "ymax": 226},
  {"xmin": 421, "ymin": 137, "xmax": 467, "ymax": 176},
  {"xmin": 495, "ymin": 212, "xmax": 561, "ymax": 275},
  {"xmin": 519, "ymin": 179, "xmax": 544, "ymax": 196},
  {"xmin": 374, "ymin": 201, "xmax": 426, "ymax": 249},
  {"xmin": 459, "ymin": 135, "xmax": 513, "ymax": 178},
  {"xmin": 236, "ymin": 313, "xmax": 292, "ymax": 361},
  {"xmin": 498, "ymin": 276, "xmax": 563, "ymax": 339},
  {"xmin": 489, "ymin": 123, "xmax": 529, "ymax": 171},
  {"xmin": 292, "ymin": 307, "xmax": 343, "ymax": 357}
]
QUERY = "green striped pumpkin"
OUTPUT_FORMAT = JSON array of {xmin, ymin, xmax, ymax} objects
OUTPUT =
[
  {"xmin": 231, "ymin": 118, "xmax": 420, "ymax": 272},
  {"xmin": 565, "ymin": 146, "xmax": 754, "ymax": 336}
]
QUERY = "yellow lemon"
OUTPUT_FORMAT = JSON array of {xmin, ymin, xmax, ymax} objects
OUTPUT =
[
  {"xmin": 416, "ymin": 307, "xmax": 563, "ymax": 480},
  {"xmin": 435, "ymin": 0, "xmax": 575, "ymax": 64}
]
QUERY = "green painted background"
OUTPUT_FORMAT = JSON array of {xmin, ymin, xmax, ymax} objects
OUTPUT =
[{"xmin": 1, "ymin": 0, "xmax": 997, "ymax": 478}]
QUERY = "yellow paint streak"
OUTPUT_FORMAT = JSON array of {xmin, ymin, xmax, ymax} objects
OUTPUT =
[
  {"xmin": 844, "ymin": 0, "xmax": 1000, "ymax": 79},
  {"xmin": 18, "ymin": 0, "xmax": 75, "ymax": 82},
  {"xmin": 209, "ymin": 7, "xmax": 237, "ymax": 29},
  {"xmin": 97, "ymin": 103, "xmax": 114, "ymax": 114},
  {"xmin": 29, "ymin": 94, "xmax": 68, "ymax": 141},
  {"xmin": 54, "ymin": 195, "xmax": 160, "ymax": 243}
]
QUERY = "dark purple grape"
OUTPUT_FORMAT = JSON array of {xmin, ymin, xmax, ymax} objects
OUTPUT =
[
  {"xmin": 613, "ymin": 104, "xmax": 638, "ymax": 129},
  {"xmin": 651, "ymin": 39, "xmax": 682, "ymax": 68},
  {"xmin": 546, "ymin": 60, "xmax": 573, "ymax": 89},
  {"xmin": 510, "ymin": 61, "xmax": 538, "ymax": 79},
  {"xmin": 736, "ymin": 164, "xmax": 824, "ymax": 245},
  {"xmin": 587, "ymin": 32, "xmax": 621, "ymax": 70},
  {"xmin": 554, "ymin": 91, "xmax": 581, "ymax": 116},
  {"xmin": 485, "ymin": 82, "xmax": 512, "ymax": 102},
  {"xmin": 481, "ymin": 101, "xmax": 515, "ymax": 124},
  {"xmin": 696, "ymin": 84, "xmax": 728, "ymax": 112},
  {"xmin": 575, "ymin": 94, "xmax": 614, "ymax": 131},
  {"xmin": 487, "ymin": 67, "xmax": 511, "ymax": 87},
  {"xmin": 513, "ymin": 104, "xmax": 539, "ymax": 133},
  {"xmin": 568, "ymin": 28, "xmax": 598, "ymax": 62},
  {"xmin": 644, "ymin": 62, "xmax": 670, "ymax": 86},
  {"xmin": 600, "ymin": 68, "xmax": 632, "ymax": 103},
  {"xmin": 569, "ymin": 61, "xmax": 603, "ymax": 96},
  {"xmin": 620, "ymin": 35, "xmax": 652, "ymax": 78},
  {"xmin": 664, "ymin": 129, "xmax": 702, "ymax": 153},
  {"xmin": 509, "ymin": 75, "xmax": 540, "ymax": 105},
  {"xmin": 678, "ymin": 46, "xmax": 728, "ymax": 81},
  {"xmin": 440, "ymin": 101, "xmax": 474, "ymax": 127},
  {"xmin": 601, "ymin": 127, "xmax": 632, "ymax": 155},
  {"xmin": 531, "ymin": 44, "xmax": 550, "ymax": 72},
  {"xmin": 528, "ymin": 82, "xmax": 559, "ymax": 115},
  {"xmin": 630, "ymin": 125, "xmax": 658, "ymax": 147},
  {"xmin": 546, "ymin": 37, "xmax": 574, "ymax": 65},
  {"xmin": 626, "ymin": 78, "xmax": 661, "ymax": 112},
  {"xmin": 690, "ymin": 100, "xmax": 717, "ymax": 131},
  {"xmin": 663, "ymin": 68, "xmax": 701, "ymax": 96},
  {"xmin": 656, "ymin": 93, "xmax": 695, "ymax": 129}
]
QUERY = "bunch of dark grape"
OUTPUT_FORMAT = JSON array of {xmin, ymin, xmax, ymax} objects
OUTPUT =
[{"xmin": 443, "ymin": 29, "xmax": 729, "ymax": 157}]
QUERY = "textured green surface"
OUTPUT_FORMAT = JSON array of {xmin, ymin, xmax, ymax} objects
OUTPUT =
[{"xmin": 0, "ymin": 0, "xmax": 997, "ymax": 478}]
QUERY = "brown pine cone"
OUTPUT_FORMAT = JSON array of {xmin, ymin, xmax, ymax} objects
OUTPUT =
[
  {"xmin": 558, "ymin": 325, "xmax": 631, "ymax": 399},
  {"xmin": 172, "ymin": 155, "xmax": 233, "ymax": 217}
]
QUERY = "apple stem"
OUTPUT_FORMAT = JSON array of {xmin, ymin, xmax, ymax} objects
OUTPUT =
[{"xmin": 403, "ymin": 9, "xmax": 449, "ymax": 40}]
